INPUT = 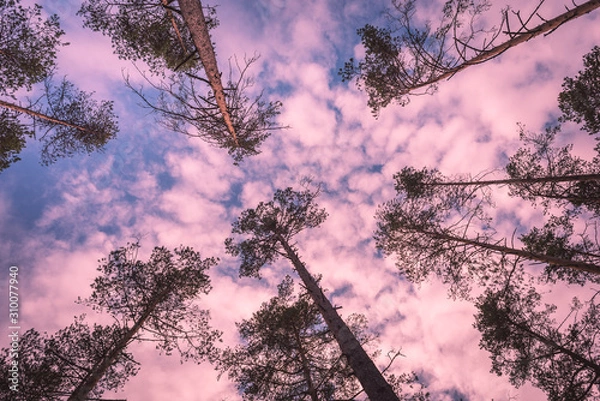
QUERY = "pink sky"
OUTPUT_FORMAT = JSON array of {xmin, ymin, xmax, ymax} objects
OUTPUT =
[{"xmin": 1, "ymin": 0, "xmax": 599, "ymax": 400}]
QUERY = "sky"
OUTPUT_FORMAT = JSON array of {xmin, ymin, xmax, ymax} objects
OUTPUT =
[{"xmin": 1, "ymin": 0, "xmax": 599, "ymax": 400}]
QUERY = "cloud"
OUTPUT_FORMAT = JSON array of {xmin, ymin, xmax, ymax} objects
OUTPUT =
[{"xmin": 2, "ymin": 0, "xmax": 599, "ymax": 400}]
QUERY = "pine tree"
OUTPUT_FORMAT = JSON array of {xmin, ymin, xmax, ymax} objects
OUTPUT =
[
  {"xmin": 559, "ymin": 46, "xmax": 600, "ymax": 135},
  {"xmin": 0, "ymin": 317, "xmax": 135, "ymax": 401},
  {"xmin": 340, "ymin": 0, "xmax": 600, "ymax": 114},
  {"xmin": 226, "ymin": 187, "xmax": 407, "ymax": 401},
  {"xmin": 79, "ymin": 0, "xmax": 284, "ymax": 164},
  {"xmin": 475, "ymin": 275, "xmax": 600, "ymax": 400},
  {"xmin": 218, "ymin": 275, "xmax": 370, "ymax": 400},
  {"xmin": 67, "ymin": 243, "xmax": 220, "ymax": 401},
  {"xmin": 0, "ymin": 0, "xmax": 117, "ymax": 170},
  {"xmin": 376, "ymin": 124, "xmax": 600, "ymax": 297}
]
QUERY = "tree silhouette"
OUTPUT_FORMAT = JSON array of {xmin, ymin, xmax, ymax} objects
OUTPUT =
[
  {"xmin": 218, "ymin": 275, "xmax": 427, "ymax": 401},
  {"xmin": 0, "ymin": 108, "xmax": 31, "ymax": 170},
  {"xmin": 226, "ymin": 187, "xmax": 407, "ymax": 401},
  {"xmin": 340, "ymin": 0, "xmax": 600, "ymax": 114},
  {"xmin": 79, "ymin": 0, "xmax": 207, "ymax": 73},
  {"xmin": 0, "ymin": 79, "xmax": 118, "ymax": 167},
  {"xmin": 475, "ymin": 276, "xmax": 600, "ymax": 400},
  {"xmin": 559, "ymin": 46, "xmax": 600, "ymax": 135},
  {"xmin": 506, "ymin": 126, "xmax": 600, "ymax": 215},
  {"xmin": 218, "ymin": 276, "xmax": 368, "ymax": 400},
  {"xmin": 79, "ymin": 0, "xmax": 285, "ymax": 164},
  {"xmin": 177, "ymin": 0, "xmax": 241, "ymax": 146},
  {"xmin": 0, "ymin": 0, "xmax": 117, "ymax": 171},
  {"xmin": 394, "ymin": 128, "xmax": 600, "ymax": 216},
  {"xmin": 129, "ymin": 55, "xmax": 284, "ymax": 165},
  {"xmin": 0, "ymin": 244, "xmax": 219, "ymax": 401},
  {"xmin": 376, "ymin": 121, "xmax": 600, "ymax": 295},
  {"xmin": 0, "ymin": 317, "xmax": 135, "ymax": 401},
  {"xmin": 0, "ymin": 0, "xmax": 64, "ymax": 97},
  {"xmin": 375, "ymin": 163, "xmax": 600, "ymax": 297},
  {"xmin": 67, "ymin": 243, "xmax": 220, "ymax": 401}
]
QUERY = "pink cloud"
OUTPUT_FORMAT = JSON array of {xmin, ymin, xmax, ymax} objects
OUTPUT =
[{"xmin": 3, "ymin": 1, "xmax": 599, "ymax": 400}]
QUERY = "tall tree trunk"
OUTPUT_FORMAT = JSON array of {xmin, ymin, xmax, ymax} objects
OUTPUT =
[
  {"xmin": 421, "ymin": 229, "xmax": 600, "ymax": 275},
  {"xmin": 161, "ymin": 0, "xmax": 187, "ymax": 52},
  {"xmin": 276, "ymin": 234, "xmax": 401, "ymax": 401},
  {"xmin": 0, "ymin": 99, "xmax": 94, "ymax": 135},
  {"xmin": 408, "ymin": 0, "xmax": 600, "ymax": 95},
  {"xmin": 67, "ymin": 324, "xmax": 139, "ymax": 401},
  {"xmin": 423, "ymin": 174, "xmax": 600, "ymax": 188},
  {"xmin": 177, "ymin": 0, "xmax": 239, "ymax": 146},
  {"xmin": 292, "ymin": 325, "xmax": 320, "ymax": 401},
  {"xmin": 67, "ymin": 291, "xmax": 168, "ymax": 401},
  {"xmin": 504, "ymin": 314, "xmax": 600, "ymax": 376},
  {"xmin": 422, "ymin": 174, "xmax": 600, "ymax": 208}
]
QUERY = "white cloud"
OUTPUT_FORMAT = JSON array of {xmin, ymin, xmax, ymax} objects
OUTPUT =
[{"xmin": 2, "ymin": 0, "xmax": 599, "ymax": 400}]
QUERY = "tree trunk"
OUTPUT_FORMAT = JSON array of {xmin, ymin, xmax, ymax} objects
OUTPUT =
[
  {"xmin": 409, "ymin": 0, "xmax": 600, "ymax": 95},
  {"xmin": 67, "ymin": 324, "xmax": 139, "ymax": 401},
  {"xmin": 177, "ymin": 0, "xmax": 239, "ymax": 146},
  {"xmin": 505, "ymin": 314, "xmax": 600, "ymax": 376},
  {"xmin": 292, "ymin": 325, "xmax": 320, "ymax": 401},
  {"xmin": 161, "ymin": 0, "xmax": 187, "ymax": 52},
  {"xmin": 422, "ymin": 229, "xmax": 600, "ymax": 276},
  {"xmin": 276, "ymin": 235, "xmax": 400, "ymax": 401},
  {"xmin": 424, "ymin": 173, "xmax": 600, "ymax": 188},
  {"xmin": 418, "ymin": 173, "xmax": 600, "ymax": 211},
  {"xmin": 67, "ymin": 291, "xmax": 168, "ymax": 401},
  {"xmin": 0, "ymin": 99, "xmax": 93, "ymax": 135}
]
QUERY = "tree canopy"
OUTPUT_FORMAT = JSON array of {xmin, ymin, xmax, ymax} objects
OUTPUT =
[
  {"xmin": 340, "ymin": 0, "xmax": 600, "ymax": 115},
  {"xmin": 131, "ymin": 56, "xmax": 284, "ymax": 165},
  {"xmin": 475, "ymin": 275, "xmax": 600, "ymax": 400},
  {"xmin": 218, "ymin": 275, "xmax": 429, "ymax": 401},
  {"xmin": 80, "ymin": 0, "xmax": 285, "ymax": 164},
  {"xmin": 0, "ymin": 108, "xmax": 31, "ymax": 170},
  {"xmin": 0, "ymin": 0, "xmax": 64, "ymax": 97},
  {"xmin": 225, "ymin": 186, "xmax": 329, "ymax": 278},
  {"xmin": 506, "ymin": 126, "xmax": 600, "ymax": 215},
  {"xmin": 226, "ymin": 186, "xmax": 424, "ymax": 401},
  {"xmin": 218, "ymin": 275, "xmax": 373, "ymax": 400},
  {"xmin": 559, "ymin": 46, "xmax": 600, "ymax": 135},
  {"xmin": 80, "ymin": 243, "xmax": 220, "ymax": 363},
  {"xmin": 1, "ymin": 243, "xmax": 220, "ymax": 401},
  {"xmin": 0, "ymin": 0, "xmax": 117, "ymax": 171},
  {"xmin": 79, "ymin": 0, "xmax": 211, "ymax": 73},
  {"xmin": 0, "ymin": 317, "xmax": 137, "ymax": 401},
  {"xmin": 377, "ymin": 121, "xmax": 600, "ymax": 297},
  {"xmin": 0, "ymin": 78, "xmax": 118, "ymax": 168}
]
